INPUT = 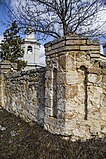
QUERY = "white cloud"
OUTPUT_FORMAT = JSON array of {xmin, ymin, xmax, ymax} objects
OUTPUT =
[
  {"xmin": 11, "ymin": 0, "xmax": 38, "ymax": 15},
  {"xmin": 95, "ymin": 9, "xmax": 106, "ymax": 34},
  {"xmin": 85, "ymin": 7, "xmax": 106, "ymax": 35},
  {"xmin": 11, "ymin": 0, "xmax": 106, "ymax": 37}
]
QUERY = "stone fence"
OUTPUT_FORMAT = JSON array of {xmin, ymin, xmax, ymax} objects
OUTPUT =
[
  {"xmin": 0, "ymin": 33, "xmax": 106, "ymax": 141},
  {"xmin": 0, "ymin": 62, "xmax": 45, "ymax": 126},
  {"xmin": 44, "ymin": 33, "xmax": 106, "ymax": 140}
]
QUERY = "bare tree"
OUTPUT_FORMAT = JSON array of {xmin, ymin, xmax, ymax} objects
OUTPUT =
[{"xmin": 4, "ymin": 0, "xmax": 106, "ymax": 40}]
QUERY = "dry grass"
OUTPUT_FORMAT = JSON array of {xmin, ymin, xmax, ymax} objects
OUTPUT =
[{"xmin": 0, "ymin": 109, "xmax": 106, "ymax": 159}]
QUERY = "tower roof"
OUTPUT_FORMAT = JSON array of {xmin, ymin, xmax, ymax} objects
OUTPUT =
[{"xmin": 24, "ymin": 27, "xmax": 40, "ymax": 45}]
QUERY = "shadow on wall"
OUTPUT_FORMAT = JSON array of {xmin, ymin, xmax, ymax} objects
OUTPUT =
[{"xmin": 37, "ymin": 70, "xmax": 45, "ymax": 126}]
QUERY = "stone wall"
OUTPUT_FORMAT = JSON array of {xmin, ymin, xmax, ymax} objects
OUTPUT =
[
  {"xmin": 0, "ymin": 33, "xmax": 106, "ymax": 141},
  {"xmin": 44, "ymin": 33, "xmax": 106, "ymax": 141},
  {"xmin": 0, "ymin": 66, "xmax": 45, "ymax": 126}
]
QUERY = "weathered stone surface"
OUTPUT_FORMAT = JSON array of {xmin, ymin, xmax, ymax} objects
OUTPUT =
[
  {"xmin": 73, "ymin": 128, "xmax": 85, "ymax": 138},
  {"xmin": 80, "ymin": 45, "xmax": 100, "ymax": 51},
  {"xmin": 66, "ymin": 39, "xmax": 87, "ymax": 45},
  {"xmin": 88, "ymin": 74, "xmax": 97, "ymax": 83},
  {"xmin": 66, "ymin": 72, "xmax": 78, "ymax": 84},
  {"xmin": 66, "ymin": 85, "xmax": 78, "ymax": 99},
  {"xmin": 44, "ymin": 34, "xmax": 106, "ymax": 140},
  {"xmin": 58, "ymin": 55, "xmax": 66, "ymax": 70},
  {"xmin": 66, "ymin": 53, "xmax": 77, "ymax": 71},
  {"xmin": 101, "ymin": 94, "xmax": 106, "ymax": 107},
  {"xmin": 2, "ymin": 68, "xmax": 45, "ymax": 125},
  {"xmin": 1, "ymin": 33, "xmax": 106, "ymax": 141}
]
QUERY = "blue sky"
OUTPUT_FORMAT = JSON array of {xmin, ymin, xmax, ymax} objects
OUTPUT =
[
  {"xmin": 0, "ymin": 0, "xmax": 106, "ymax": 44},
  {"xmin": 0, "ymin": 1, "xmax": 46, "ymax": 65},
  {"xmin": 0, "ymin": 0, "xmax": 106, "ymax": 60},
  {"xmin": 0, "ymin": 3, "xmax": 9, "ymax": 38},
  {"xmin": 0, "ymin": 1, "xmax": 53, "ymax": 45}
]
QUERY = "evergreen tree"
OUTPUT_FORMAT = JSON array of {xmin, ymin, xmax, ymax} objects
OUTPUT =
[{"xmin": 1, "ymin": 21, "xmax": 27, "ymax": 71}]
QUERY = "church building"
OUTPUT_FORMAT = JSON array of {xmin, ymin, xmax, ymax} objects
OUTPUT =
[{"xmin": 21, "ymin": 29, "xmax": 41, "ymax": 70}]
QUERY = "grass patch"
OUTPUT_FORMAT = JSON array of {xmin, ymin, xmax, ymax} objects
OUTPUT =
[{"xmin": 0, "ymin": 109, "xmax": 106, "ymax": 159}]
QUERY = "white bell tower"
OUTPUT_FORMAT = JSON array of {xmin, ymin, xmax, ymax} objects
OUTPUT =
[{"xmin": 22, "ymin": 28, "xmax": 41, "ymax": 70}]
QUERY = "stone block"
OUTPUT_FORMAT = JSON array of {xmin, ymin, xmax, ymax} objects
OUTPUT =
[
  {"xmin": 66, "ymin": 101, "xmax": 78, "ymax": 111},
  {"xmin": 80, "ymin": 45, "xmax": 100, "ymax": 51},
  {"xmin": 66, "ymin": 85, "xmax": 78, "ymax": 99},
  {"xmin": 65, "ymin": 112, "xmax": 76, "ymax": 120},
  {"xmin": 87, "ymin": 39, "xmax": 99, "ymax": 45},
  {"xmin": 45, "ymin": 46, "xmax": 52, "ymax": 52},
  {"xmin": 58, "ymin": 55, "xmax": 66, "ymax": 69},
  {"xmin": 65, "ymin": 34, "xmax": 87, "ymax": 40},
  {"xmin": 90, "ymin": 53, "xmax": 100, "ymax": 58},
  {"xmin": 52, "ymin": 41, "xmax": 65, "ymax": 49},
  {"xmin": 65, "ymin": 45, "xmax": 80, "ymax": 51},
  {"xmin": 77, "ymin": 105, "xmax": 85, "ymax": 115},
  {"xmin": 101, "ymin": 94, "xmax": 106, "ymax": 107},
  {"xmin": 89, "ymin": 121, "xmax": 101, "ymax": 135},
  {"xmin": 64, "ymin": 121, "xmax": 77, "ymax": 133},
  {"xmin": 57, "ymin": 86, "xmax": 65, "ymax": 99},
  {"xmin": 76, "ymin": 61, "xmax": 91, "ymax": 69},
  {"xmin": 66, "ymin": 71, "xmax": 78, "ymax": 84},
  {"xmin": 66, "ymin": 39, "xmax": 86, "ymax": 45},
  {"xmin": 102, "ymin": 68, "xmax": 106, "ymax": 75},
  {"xmin": 72, "ymin": 128, "xmax": 85, "ymax": 138},
  {"xmin": 66, "ymin": 53, "xmax": 77, "ymax": 70},
  {"xmin": 101, "ymin": 127, "xmax": 106, "ymax": 134},
  {"xmin": 46, "ymin": 49, "xmax": 56, "ymax": 56},
  {"xmin": 88, "ymin": 74, "xmax": 97, "ymax": 83},
  {"xmin": 57, "ymin": 72, "xmax": 66, "ymax": 84},
  {"xmin": 102, "ymin": 75, "xmax": 106, "ymax": 82},
  {"xmin": 88, "ymin": 67, "xmax": 101, "ymax": 74}
]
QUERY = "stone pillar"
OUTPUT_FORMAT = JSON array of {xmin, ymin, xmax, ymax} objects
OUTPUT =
[
  {"xmin": 64, "ymin": 36, "xmax": 101, "ymax": 140},
  {"xmin": 0, "ymin": 60, "xmax": 17, "ymax": 107},
  {"xmin": 44, "ymin": 37, "xmax": 67, "ymax": 135},
  {"xmin": 44, "ymin": 33, "xmax": 106, "ymax": 140}
]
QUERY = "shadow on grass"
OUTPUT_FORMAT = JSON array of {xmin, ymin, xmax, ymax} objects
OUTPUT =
[{"xmin": 0, "ymin": 109, "xmax": 106, "ymax": 159}]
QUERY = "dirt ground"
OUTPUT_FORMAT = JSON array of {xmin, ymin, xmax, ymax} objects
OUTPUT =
[{"xmin": 0, "ymin": 108, "xmax": 106, "ymax": 159}]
